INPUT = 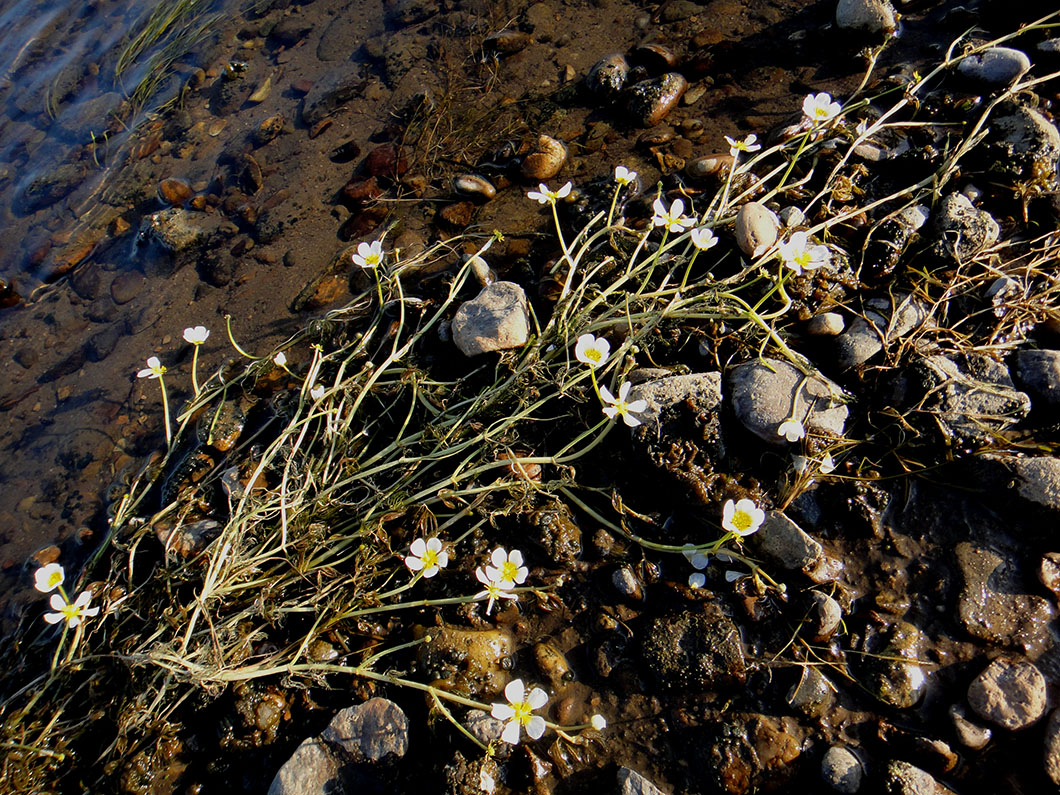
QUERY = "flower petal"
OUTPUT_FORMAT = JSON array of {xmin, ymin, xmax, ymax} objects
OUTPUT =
[
  {"xmin": 500, "ymin": 720, "xmax": 522, "ymax": 745},
  {"xmin": 406, "ymin": 556, "xmax": 425, "ymax": 571},
  {"xmin": 410, "ymin": 538, "xmax": 426, "ymax": 557},
  {"xmin": 526, "ymin": 687, "xmax": 549, "ymax": 709},
  {"xmin": 509, "ymin": 549, "xmax": 524, "ymax": 568},
  {"xmin": 491, "ymin": 547, "xmax": 507, "ymax": 568},
  {"xmin": 504, "ymin": 679, "xmax": 526, "ymax": 704},
  {"xmin": 492, "ymin": 703, "xmax": 515, "ymax": 721},
  {"xmin": 526, "ymin": 715, "xmax": 546, "ymax": 740},
  {"xmin": 426, "ymin": 537, "xmax": 442, "ymax": 553}
]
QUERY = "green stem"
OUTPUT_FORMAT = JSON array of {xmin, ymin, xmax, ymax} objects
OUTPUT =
[
  {"xmin": 158, "ymin": 374, "xmax": 173, "ymax": 447},
  {"xmin": 190, "ymin": 345, "xmax": 201, "ymax": 395}
]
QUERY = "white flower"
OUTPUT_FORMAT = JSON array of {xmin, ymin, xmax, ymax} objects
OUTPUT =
[
  {"xmin": 600, "ymin": 381, "xmax": 648, "ymax": 427},
  {"xmin": 778, "ymin": 231, "xmax": 830, "ymax": 276},
  {"xmin": 34, "ymin": 562, "xmax": 65, "ymax": 593},
  {"xmin": 474, "ymin": 567, "xmax": 518, "ymax": 615},
  {"xmin": 777, "ymin": 418, "xmax": 806, "ymax": 442},
  {"xmin": 485, "ymin": 547, "xmax": 527, "ymax": 587},
  {"xmin": 802, "ymin": 92, "xmax": 841, "ymax": 125},
  {"xmin": 527, "ymin": 182, "xmax": 572, "ymax": 204},
  {"xmin": 724, "ymin": 570, "xmax": 746, "ymax": 582},
  {"xmin": 491, "ymin": 679, "xmax": 548, "ymax": 745},
  {"xmin": 405, "ymin": 537, "xmax": 449, "ymax": 578},
  {"xmin": 681, "ymin": 545, "xmax": 710, "ymax": 570},
  {"xmin": 273, "ymin": 352, "xmax": 287, "ymax": 367},
  {"xmin": 590, "ymin": 714, "xmax": 607, "ymax": 731},
  {"xmin": 651, "ymin": 197, "xmax": 695, "ymax": 233},
  {"xmin": 136, "ymin": 356, "xmax": 166, "ymax": 379},
  {"xmin": 352, "ymin": 240, "xmax": 384, "ymax": 269},
  {"xmin": 721, "ymin": 498, "xmax": 765, "ymax": 537},
  {"xmin": 183, "ymin": 326, "xmax": 210, "ymax": 345},
  {"xmin": 688, "ymin": 572, "xmax": 706, "ymax": 589},
  {"xmin": 819, "ymin": 452, "xmax": 836, "ymax": 475},
  {"xmin": 690, "ymin": 227, "xmax": 719, "ymax": 251},
  {"xmin": 614, "ymin": 165, "xmax": 637, "ymax": 185},
  {"xmin": 43, "ymin": 591, "xmax": 99, "ymax": 628},
  {"xmin": 725, "ymin": 133, "xmax": 761, "ymax": 156},
  {"xmin": 574, "ymin": 333, "xmax": 610, "ymax": 369},
  {"xmin": 310, "ymin": 384, "xmax": 326, "ymax": 401}
]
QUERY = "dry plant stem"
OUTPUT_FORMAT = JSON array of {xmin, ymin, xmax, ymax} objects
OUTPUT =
[{"xmin": 157, "ymin": 373, "xmax": 173, "ymax": 447}]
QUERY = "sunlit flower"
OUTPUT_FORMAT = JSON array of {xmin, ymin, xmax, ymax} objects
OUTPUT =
[
  {"xmin": 352, "ymin": 240, "xmax": 384, "ymax": 269},
  {"xmin": 491, "ymin": 679, "xmax": 548, "ymax": 745},
  {"xmin": 600, "ymin": 381, "xmax": 648, "ymax": 427},
  {"xmin": 651, "ymin": 197, "xmax": 695, "ymax": 233},
  {"xmin": 725, "ymin": 133, "xmax": 761, "ymax": 156},
  {"xmin": 777, "ymin": 417, "xmax": 806, "ymax": 442},
  {"xmin": 688, "ymin": 572, "xmax": 706, "ymax": 588},
  {"xmin": 590, "ymin": 714, "xmax": 607, "ymax": 731},
  {"xmin": 136, "ymin": 356, "xmax": 166, "ymax": 379},
  {"xmin": 778, "ymin": 231, "xmax": 830, "ymax": 276},
  {"xmin": 527, "ymin": 182, "xmax": 572, "ymax": 204},
  {"xmin": 273, "ymin": 352, "xmax": 287, "ymax": 367},
  {"xmin": 43, "ymin": 591, "xmax": 99, "ymax": 628},
  {"xmin": 486, "ymin": 547, "xmax": 527, "ymax": 587},
  {"xmin": 34, "ymin": 562, "xmax": 65, "ymax": 593},
  {"xmin": 819, "ymin": 452, "xmax": 836, "ymax": 475},
  {"xmin": 183, "ymin": 326, "xmax": 210, "ymax": 345},
  {"xmin": 614, "ymin": 165, "xmax": 637, "ymax": 185},
  {"xmin": 802, "ymin": 92, "xmax": 842, "ymax": 125},
  {"xmin": 574, "ymin": 333, "xmax": 610, "ymax": 369},
  {"xmin": 310, "ymin": 384, "xmax": 325, "ymax": 401},
  {"xmin": 474, "ymin": 567, "xmax": 518, "ymax": 614},
  {"xmin": 690, "ymin": 227, "xmax": 719, "ymax": 251},
  {"xmin": 722, "ymin": 498, "xmax": 765, "ymax": 537},
  {"xmin": 405, "ymin": 537, "xmax": 449, "ymax": 578}
]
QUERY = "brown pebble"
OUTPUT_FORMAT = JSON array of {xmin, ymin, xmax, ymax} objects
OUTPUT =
[
  {"xmin": 290, "ymin": 78, "xmax": 313, "ymax": 95},
  {"xmin": 437, "ymin": 201, "xmax": 475, "ymax": 230},
  {"xmin": 343, "ymin": 176, "xmax": 383, "ymax": 203},
  {"xmin": 671, "ymin": 137, "xmax": 694, "ymax": 158},
  {"xmin": 31, "ymin": 545, "xmax": 61, "ymax": 566},
  {"xmin": 158, "ymin": 177, "xmax": 193, "ymax": 206},
  {"xmin": 364, "ymin": 144, "xmax": 408, "ymax": 178},
  {"xmin": 520, "ymin": 134, "xmax": 567, "ymax": 180},
  {"xmin": 110, "ymin": 272, "xmax": 145, "ymax": 305}
]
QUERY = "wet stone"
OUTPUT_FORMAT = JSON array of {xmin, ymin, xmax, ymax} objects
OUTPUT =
[
  {"xmin": 735, "ymin": 202, "xmax": 780, "ymax": 257},
  {"xmin": 612, "ymin": 565, "xmax": 644, "ymax": 601},
  {"xmin": 989, "ymin": 104, "xmax": 1060, "ymax": 181},
  {"xmin": 1043, "ymin": 709, "xmax": 1060, "ymax": 785},
  {"xmin": 948, "ymin": 704, "xmax": 992, "ymax": 750},
  {"xmin": 302, "ymin": 66, "xmax": 366, "ymax": 126},
  {"xmin": 1013, "ymin": 350, "xmax": 1060, "ymax": 411},
  {"xmin": 807, "ymin": 312, "xmax": 845, "ymax": 336},
  {"xmin": 958, "ymin": 46, "xmax": 1031, "ymax": 85},
  {"xmin": 967, "ymin": 658, "xmax": 1047, "ymax": 730},
  {"xmin": 752, "ymin": 511, "xmax": 823, "ymax": 571},
  {"xmin": 931, "ymin": 193, "xmax": 1000, "ymax": 262},
  {"xmin": 18, "ymin": 162, "xmax": 85, "ymax": 213},
  {"xmin": 618, "ymin": 766, "xmax": 666, "ymax": 795},
  {"xmin": 821, "ymin": 746, "xmax": 863, "ymax": 794},
  {"xmin": 110, "ymin": 272, "xmax": 145, "ymax": 305},
  {"xmin": 955, "ymin": 542, "xmax": 1054, "ymax": 654},
  {"xmin": 806, "ymin": 590, "xmax": 843, "ymax": 640},
  {"xmin": 862, "ymin": 622, "xmax": 927, "ymax": 709},
  {"xmin": 701, "ymin": 713, "xmax": 804, "ymax": 793},
  {"xmin": 836, "ymin": 0, "xmax": 898, "ymax": 35},
  {"xmin": 728, "ymin": 358, "xmax": 848, "ymax": 445},
  {"xmin": 321, "ymin": 698, "xmax": 409, "ymax": 763},
  {"xmin": 415, "ymin": 625, "xmax": 514, "ymax": 697},
  {"xmin": 883, "ymin": 760, "xmax": 954, "ymax": 795},
  {"xmin": 626, "ymin": 73, "xmax": 687, "ymax": 126},
  {"xmin": 641, "ymin": 606, "xmax": 746, "ymax": 691},
  {"xmin": 54, "ymin": 91, "xmax": 124, "ymax": 142},
  {"xmin": 464, "ymin": 709, "xmax": 505, "ymax": 746},
  {"xmin": 142, "ymin": 208, "xmax": 223, "ymax": 252},
  {"xmin": 788, "ymin": 665, "xmax": 834, "ymax": 718},
  {"xmin": 834, "ymin": 294, "xmax": 926, "ymax": 368},
  {"xmin": 267, "ymin": 736, "xmax": 340, "ymax": 795},
  {"xmin": 451, "ymin": 282, "xmax": 530, "ymax": 356}
]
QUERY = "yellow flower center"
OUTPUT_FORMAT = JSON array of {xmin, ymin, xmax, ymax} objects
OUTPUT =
[
  {"xmin": 794, "ymin": 251, "xmax": 811, "ymax": 270},
  {"xmin": 60, "ymin": 603, "xmax": 80, "ymax": 621},
  {"xmin": 422, "ymin": 549, "xmax": 438, "ymax": 568},
  {"xmin": 585, "ymin": 349, "xmax": 602, "ymax": 364},
  {"xmin": 731, "ymin": 510, "xmax": 753, "ymax": 533},
  {"xmin": 47, "ymin": 571, "xmax": 62, "ymax": 588},
  {"xmin": 512, "ymin": 700, "xmax": 533, "ymax": 726},
  {"xmin": 499, "ymin": 561, "xmax": 519, "ymax": 582}
]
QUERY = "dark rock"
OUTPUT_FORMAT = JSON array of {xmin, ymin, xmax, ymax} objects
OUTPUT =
[
  {"xmin": 110, "ymin": 272, "xmax": 144, "ymax": 305},
  {"xmin": 53, "ymin": 91, "xmax": 124, "ymax": 142},
  {"xmin": 302, "ymin": 66, "xmax": 367, "ymax": 126},
  {"xmin": 437, "ymin": 201, "xmax": 475, "ymax": 231},
  {"xmin": 806, "ymin": 591, "xmax": 843, "ymax": 640},
  {"xmin": 955, "ymin": 541, "xmax": 1054, "ymax": 654},
  {"xmin": 948, "ymin": 704, "xmax": 992, "ymax": 750},
  {"xmin": 958, "ymin": 47, "xmax": 1031, "ymax": 85},
  {"xmin": 861, "ymin": 622, "xmax": 927, "ymax": 709},
  {"xmin": 18, "ymin": 162, "xmax": 85, "ymax": 213},
  {"xmin": 728, "ymin": 358, "xmax": 849, "ymax": 445},
  {"xmin": 269, "ymin": 16, "xmax": 312, "ymax": 46},
  {"xmin": 788, "ymin": 665, "xmax": 834, "ymax": 718},
  {"xmin": 1013, "ymin": 350, "xmax": 1060, "ymax": 411},
  {"xmin": 987, "ymin": 104, "xmax": 1060, "ymax": 182},
  {"xmin": 86, "ymin": 324, "xmax": 123, "ymax": 362},
  {"xmin": 627, "ymin": 73, "xmax": 688, "ymax": 126},
  {"xmin": 821, "ymin": 746, "xmax": 863, "ymax": 793},
  {"xmin": 387, "ymin": 0, "xmax": 438, "ymax": 26},
  {"xmin": 451, "ymin": 282, "xmax": 529, "ymax": 356},
  {"xmin": 142, "ymin": 208, "xmax": 225, "ymax": 252},
  {"xmin": 364, "ymin": 144, "xmax": 408, "ymax": 179},
  {"xmin": 69, "ymin": 266, "xmax": 103, "ymax": 301},
  {"xmin": 1044, "ymin": 709, "xmax": 1060, "ymax": 785},
  {"xmin": 834, "ymin": 294, "xmax": 927, "ymax": 368},
  {"xmin": 641, "ymin": 606, "xmax": 746, "ymax": 691},
  {"xmin": 967, "ymin": 657, "xmax": 1047, "ymax": 730},
  {"xmin": 318, "ymin": 16, "xmax": 358, "ymax": 61}
]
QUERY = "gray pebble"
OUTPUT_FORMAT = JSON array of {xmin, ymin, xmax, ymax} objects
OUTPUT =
[
  {"xmin": 735, "ymin": 202, "xmax": 780, "ymax": 257},
  {"xmin": 821, "ymin": 745, "xmax": 863, "ymax": 793},
  {"xmin": 618, "ymin": 766, "xmax": 666, "ymax": 795},
  {"xmin": 612, "ymin": 565, "xmax": 644, "ymax": 600},
  {"xmin": 788, "ymin": 665, "xmax": 834, "ymax": 717},
  {"xmin": 807, "ymin": 312, "xmax": 845, "ymax": 336},
  {"xmin": 753, "ymin": 511, "xmax": 823, "ymax": 571},
  {"xmin": 958, "ymin": 46, "xmax": 1031, "ymax": 85},
  {"xmin": 948, "ymin": 703, "xmax": 992, "ymax": 750},
  {"xmin": 967, "ymin": 657, "xmax": 1047, "ymax": 730},
  {"xmin": 883, "ymin": 760, "xmax": 952, "ymax": 795},
  {"xmin": 932, "ymin": 192, "xmax": 1000, "ymax": 261},
  {"xmin": 322, "ymin": 697, "xmax": 410, "ymax": 762},
  {"xmin": 807, "ymin": 590, "xmax": 843, "ymax": 639},
  {"xmin": 1043, "ymin": 709, "xmax": 1060, "ymax": 785},
  {"xmin": 835, "ymin": 0, "xmax": 898, "ymax": 35},
  {"xmin": 1013, "ymin": 350, "xmax": 1060, "ymax": 410},
  {"xmin": 451, "ymin": 282, "xmax": 529, "ymax": 356}
]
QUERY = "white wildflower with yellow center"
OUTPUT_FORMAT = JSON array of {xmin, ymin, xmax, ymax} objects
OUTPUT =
[
  {"xmin": 491, "ymin": 679, "xmax": 548, "ymax": 745},
  {"xmin": 34, "ymin": 562, "xmax": 65, "ymax": 593},
  {"xmin": 136, "ymin": 356, "xmax": 166, "ymax": 379},
  {"xmin": 722, "ymin": 498, "xmax": 765, "ymax": 537},
  {"xmin": 405, "ymin": 537, "xmax": 449, "ymax": 578},
  {"xmin": 599, "ymin": 381, "xmax": 648, "ymax": 427},
  {"xmin": 802, "ymin": 92, "xmax": 842, "ymax": 124},
  {"xmin": 183, "ymin": 326, "xmax": 210, "ymax": 345},
  {"xmin": 778, "ymin": 231, "xmax": 830, "ymax": 276},
  {"xmin": 485, "ymin": 547, "xmax": 527, "ymax": 587},
  {"xmin": 527, "ymin": 182, "xmax": 572, "ymax": 204},
  {"xmin": 44, "ymin": 591, "xmax": 99, "ymax": 628},
  {"xmin": 651, "ymin": 197, "xmax": 695, "ymax": 233},
  {"xmin": 474, "ymin": 567, "xmax": 518, "ymax": 615},
  {"xmin": 352, "ymin": 240, "xmax": 384, "ymax": 269},
  {"xmin": 574, "ymin": 333, "xmax": 611, "ymax": 369},
  {"xmin": 725, "ymin": 133, "xmax": 761, "ymax": 156}
]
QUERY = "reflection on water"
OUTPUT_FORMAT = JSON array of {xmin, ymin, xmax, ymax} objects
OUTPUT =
[{"xmin": 0, "ymin": 0, "xmax": 235, "ymax": 290}]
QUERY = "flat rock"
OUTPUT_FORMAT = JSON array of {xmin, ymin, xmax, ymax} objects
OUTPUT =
[
  {"xmin": 451, "ymin": 281, "xmax": 529, "ymax": 356},
  {"xmin": 835, "ymin": 0, "xmax": 898, "ymax": 35},
  {"xmin": 835, "ymin": 293, "xmax": 926, "ymax": 367},
  {"xmin": 931, "ymin": 193, "xmax": 1000, "ymax": 262},
  {"xmin": 141, "ymin": 208, "xmax": 225, "ymax": 252},
  {"xmin": 821, "ymin": 745, "xmax": 863, "ymax": 793},
  {"xmin": 883, "ymin": 760, "xmax": 955, "ymax": 795},
  {"xmin": 955, "ymin": 542, "xmax": 1054, "ymax": 655},
  {"xmin": 302, "ymin": 66, "xmax": 367, "ymax": 126},
  {"xmin": 967, "ymin": 658, "xmax": 1047, "ymax": 730},
  {"xmin": 958, "ymin": 46, "xmax": 1031, "ymax": 85},
  {"xmin": 1013, "ymin": 350, "xmax": 1060, "ymax": 410},
  {"xmin": 18, "ymin": 162, "xmax": 85, "ymax": 213},
  {"xmin": 617, "ymin": 766, "xmax": 667, "ymax": 795},
  {"xmin": 626, "ymin": 372, "xmax": 723, "ymax": 437},
  {"xmin": 752, "ymin": 511, "xmax": 823, "ymax": 571},
  {"xmin": 948, "ymin": 703, "xmax": 992, "ymax": 750},
  {"xmin": 728, "ymin": 358, "xmax": 848, "ymax": 444},
  {"xmin": 321, "ymin": 698, "xmax": 409, "ymax": 763}
]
